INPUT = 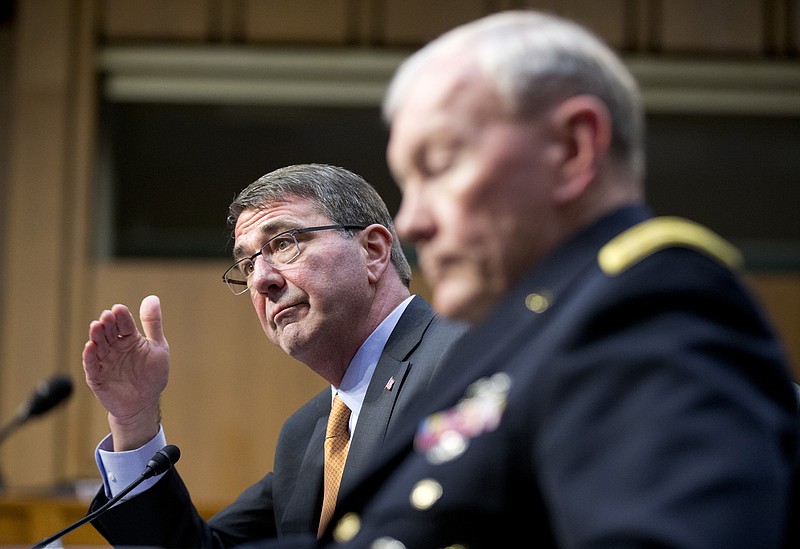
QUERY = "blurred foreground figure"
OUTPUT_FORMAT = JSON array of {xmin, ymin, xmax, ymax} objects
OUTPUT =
[{"xmin": 303, "ymin": 10, "xmax": 799, "ymax": 548}]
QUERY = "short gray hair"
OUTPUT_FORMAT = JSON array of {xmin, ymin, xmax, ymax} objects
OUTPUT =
[
  {"xmin": 228, "ymin": 164, "xmax": 412, "ymax": 287},
  {"xmin": 383, "ymin": 10, "xmax": 645, "ymax": 177}
]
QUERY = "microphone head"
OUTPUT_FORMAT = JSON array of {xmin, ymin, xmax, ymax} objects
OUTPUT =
[
  {"xmin": 21, "ymin": 374, "xmax": 73, "ymax": 419},
  {"xmin": 144, "ymin": 444, "xmax": 181, "ymax": 478}
]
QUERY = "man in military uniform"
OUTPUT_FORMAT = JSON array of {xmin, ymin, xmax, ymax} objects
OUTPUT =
[{"xmin": 307, "ymin": 10, "xmax": 799, "ymax": 548}]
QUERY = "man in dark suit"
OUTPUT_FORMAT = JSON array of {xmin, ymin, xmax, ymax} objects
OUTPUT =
[
  {"xmin": 80, "ymin": 164, "xmax": 464, "ymax": 546},
  {"xmin": 302, "ymin": 10, "xmax": 799, "ymax": 548}
]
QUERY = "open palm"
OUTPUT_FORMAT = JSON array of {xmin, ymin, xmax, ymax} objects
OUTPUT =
[{"xmin": 83, "ymin": 295, "xmax": 170, "ymax": 431}]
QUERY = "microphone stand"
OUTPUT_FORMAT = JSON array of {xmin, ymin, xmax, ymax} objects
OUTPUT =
[
  {"xmin": 28, "ymin": 444, "xmax": 180, "ymax": 549},
  {"xmin": 0, "ymin": 412, "xmax": 26, "ymax": 446},
  {"xmin": 0, "ymin": 414, "xmax": 26, "ymax": 491},
  {"xmin": 28, "ymin": 473, "xmax": 146, "ymax": 548}
]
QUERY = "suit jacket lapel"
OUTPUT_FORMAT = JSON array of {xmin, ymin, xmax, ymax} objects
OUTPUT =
[
  {"xmin": 279, "ymin": 411, "xmax": 328, "ymax": 533},
  {"xmin": 341, "ymin": 357, "xmax": 410, "ymax": 494},
  {"xmin": 339, "ymin": 296, "xmax": 436, "ymax": 495}
]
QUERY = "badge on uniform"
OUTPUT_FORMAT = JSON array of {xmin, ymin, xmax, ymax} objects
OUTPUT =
[{"xmin": 414, "ymin": 372, "xmax": 511, "ymax": 464}]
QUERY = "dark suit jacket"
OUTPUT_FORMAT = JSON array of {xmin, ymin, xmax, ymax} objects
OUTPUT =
[
  {"xmin": 311, "ymin": 206, "xmax": 800, "ymax": 548},
  {"xmin": 89, "ymin": 295, "xmax": 465, "ymax": 547}
]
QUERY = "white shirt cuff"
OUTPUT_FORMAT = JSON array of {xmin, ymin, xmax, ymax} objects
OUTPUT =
[{"xmin": 95, "ymin": 426, "xmax": 168, "ymax": 501}]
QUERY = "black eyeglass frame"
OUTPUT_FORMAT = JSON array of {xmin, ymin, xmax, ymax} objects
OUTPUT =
[{"xmin": 221, "ymin": 224, "xmax": 368, "ymax": 295}]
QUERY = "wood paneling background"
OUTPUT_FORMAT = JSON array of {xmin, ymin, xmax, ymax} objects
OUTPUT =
[{"xmin": 1, "ymin": 1, "xmax": 798, "ymax": 529}]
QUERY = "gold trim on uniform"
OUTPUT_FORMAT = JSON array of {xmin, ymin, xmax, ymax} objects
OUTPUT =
[{"xmin": 598, "ymin": 216, "xmax": 743, "ymax": 276}]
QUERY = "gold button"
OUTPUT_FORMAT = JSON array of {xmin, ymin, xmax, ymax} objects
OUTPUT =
[
  {"xmin": 525, "ymin": 292, "xmax": 549, "ymax": 313},
  {"xmin": 371, "ymin": 537, "xmax": 406, "ymax": 549},
  {"xmin": 410, "ymin": 479, "xmax": 443, "ymax": 510},
  {"xmin": 332, "ymin": 512, "xmax": 361, "ymax": 543}
]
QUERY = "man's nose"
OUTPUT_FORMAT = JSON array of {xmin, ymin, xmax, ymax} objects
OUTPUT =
[
  {"xmin": 395, "ymin": 185, "xmax": 434, "ymax": 244},
  {"xmin": 249, "ymin": 256, "xmax": 285, "ymax": 294}
]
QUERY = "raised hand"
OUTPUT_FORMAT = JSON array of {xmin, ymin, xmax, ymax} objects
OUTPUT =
[{"xmin": 83, "ymin": 295, "xmax": 170, "ymax": 450}]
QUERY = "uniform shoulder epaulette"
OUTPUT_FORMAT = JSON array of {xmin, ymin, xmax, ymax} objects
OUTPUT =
[{"xmin": 598, "ymin": 216, "xmax": 743, "ymax": 276}]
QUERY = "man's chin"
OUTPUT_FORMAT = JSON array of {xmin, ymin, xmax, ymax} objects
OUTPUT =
[
  {"xmin": 271, "ymin": 320, "xmax": 304, "ymax": 350},
  {"xmin": 431, "ymin": 281, "xmax": 487, "ymax": 324},
  {"xmin": 276, "ymin": 331, "xmax": 309, "ymax": 360}
]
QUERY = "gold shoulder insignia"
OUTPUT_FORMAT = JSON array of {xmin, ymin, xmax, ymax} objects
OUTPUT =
[{"xmin": 598, "ymin": 216, "xmax": 743, "ymax": 276}]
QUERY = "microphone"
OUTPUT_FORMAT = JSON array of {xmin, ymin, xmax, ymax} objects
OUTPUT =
[
  {"xmin": 22, "ymin": 374, "xmax": 74, "ymax": 419},
  {"xmin": 0, "ymin": 374, "xmax": 74, "ymax": 445},
  {"xmin": 29, "ymin": 444, "xmax": 181, "ymax": 549}
]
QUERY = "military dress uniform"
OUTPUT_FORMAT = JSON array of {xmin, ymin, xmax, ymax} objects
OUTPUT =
[{"xmin": 309, "ymin": 205, "xmax": 800, "ymax": 549}]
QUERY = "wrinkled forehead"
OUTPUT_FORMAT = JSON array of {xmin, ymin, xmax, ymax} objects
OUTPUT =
[
  {"xmin": 232, "ymin": 198, "xmax": 329, "ymax": 256},
  {"xmin": 411, "ymin": 52, "xmax": 485, "ymax": 107},
  {"xmin": 388, "ymin": 57, "xmax": 505, "ymax": 167}
]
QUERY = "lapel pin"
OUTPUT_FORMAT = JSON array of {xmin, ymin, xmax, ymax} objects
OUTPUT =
[{"xmin": 385, "ymin": 376, "xmax": 395, "ymax": 391}]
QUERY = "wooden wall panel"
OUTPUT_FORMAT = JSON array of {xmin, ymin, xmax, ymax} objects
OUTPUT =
[
  {"xmin": 382, "ymin": 0, "xmax": 487, "ymax": 46},
  {"xmin": 748, "ymin": 273, "xmax": 800, "ymax": 381},
  {"xmin": 661, "ymin": 0, "xmax": 765, "ymax": 54},
  {"xmin": 0, "ymin": 495, "xmax": 220, "ymax": 545},
  {"xmin": 60, "ymin": 0, "xmax": 101, "ymax": 482},
  {"xmin": 0, "ymin": 497, "xmax": 108, "ymax": 545},
  {"xmin": 560, "ymin": 0, "xmax": 629, "ymax": 48},
  {"xmin": 0, "ymin": 26, "xmax": 12, "ymax": 375},
  {"xmin": 94, "ymin": 0, "xmax": 799, "ymax": 55},
  {"xmin": 793, "ymin": 0, "xmax": 800, "ymax": 53},
  {"xmin": 1, "ymin": 0, "xmax": 76, "ymax": 492},
  {"xmin": 243, "ymin": 0, "xmax": 352, "ymax": 44},
  {"xmin": 520, "ymin": 0, "xmax": 630, "ymax": 48},
  {"xmin": 102, "ymin": 0, "xmax": 212, "ymax": 41}
]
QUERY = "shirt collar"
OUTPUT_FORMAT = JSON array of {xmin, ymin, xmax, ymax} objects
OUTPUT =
[{"xmin": 333, "ymin": 295, "xmax": 415, "ymax": 434}]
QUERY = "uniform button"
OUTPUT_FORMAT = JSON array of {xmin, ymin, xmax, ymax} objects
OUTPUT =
[
  {"xmin": 410, "ymin": 479, "xmax": 443, "ymax": 510},
  {"xmin": 525, "ymin": 292, "xmax": 550, "ymax": 313},
  {"xmin": 332, "ymin": 512, "xmax": 361, "ymax": 543},
  {"xmin": 371, "ymin": 537, "xmax": 406, "ymax": 549}
]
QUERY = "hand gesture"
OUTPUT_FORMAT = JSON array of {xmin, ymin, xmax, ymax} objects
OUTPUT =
[{"xmin": 83, "ymin": 295, "xmax": 170, "ymax": 450}]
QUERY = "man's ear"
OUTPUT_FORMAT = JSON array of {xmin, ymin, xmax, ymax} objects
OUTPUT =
[
  {"xmin": 361, "ymin": 224, "xmax": 394, "ymax": 283},
  {"xmin": 551, "ymin": 95, "xmax": 612, "ymax": 204}
]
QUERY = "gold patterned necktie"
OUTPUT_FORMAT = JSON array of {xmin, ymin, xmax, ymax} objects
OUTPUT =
[{"xmin": 318, "ymin": 394, "xmax": 352, "ymax": 536}]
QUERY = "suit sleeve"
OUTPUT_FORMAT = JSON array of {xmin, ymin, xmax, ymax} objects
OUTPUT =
[{"xmin": 90, "ymin": 468, "xmax": 278, "ymax": 548}]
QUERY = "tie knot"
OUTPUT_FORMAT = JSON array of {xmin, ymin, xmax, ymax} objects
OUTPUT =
[{"xmin": 326, "ymin": 394, "xmax": 351, "ymax": 439}]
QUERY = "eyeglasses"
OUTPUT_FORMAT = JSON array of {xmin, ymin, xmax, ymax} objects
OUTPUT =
[{"xmin": 221, "ymin": 224, "xmax": 367, "ymax": 295}]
